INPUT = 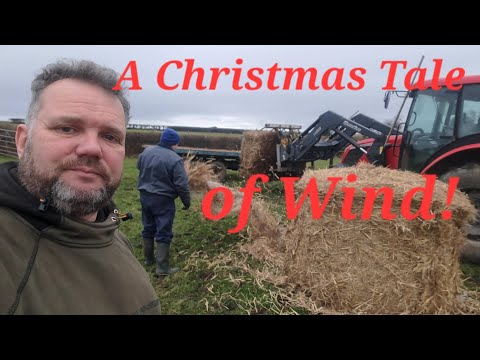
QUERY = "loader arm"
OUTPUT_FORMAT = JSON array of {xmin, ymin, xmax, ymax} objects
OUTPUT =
[{"xmin": 278, "ymin": 111, "xmax": 398, "ymax": 171}]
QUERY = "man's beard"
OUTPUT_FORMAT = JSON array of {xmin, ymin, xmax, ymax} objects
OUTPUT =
[{"xmin": 17, "ymin": 139, "xmax": 120, "ymax": 218}]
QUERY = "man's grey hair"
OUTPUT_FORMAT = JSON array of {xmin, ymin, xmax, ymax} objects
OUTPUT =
[{"xmin": 25, "ymin": 59, "xmax": 131, "ymax": 127}]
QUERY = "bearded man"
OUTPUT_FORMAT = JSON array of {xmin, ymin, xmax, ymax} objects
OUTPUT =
[{"xmin": 0, "ymin": 59, "xmax": 161, "ymax": 315}]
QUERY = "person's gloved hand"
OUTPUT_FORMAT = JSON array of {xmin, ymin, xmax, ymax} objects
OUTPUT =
[{"xmin": 181, "ymin": 192, "xmax": 191, "ymax": 211}]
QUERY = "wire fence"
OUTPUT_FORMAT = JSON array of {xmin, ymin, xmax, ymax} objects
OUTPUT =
[{"xmin": 0, "ymin": 128, "xmax": 18, "ymax": 158}]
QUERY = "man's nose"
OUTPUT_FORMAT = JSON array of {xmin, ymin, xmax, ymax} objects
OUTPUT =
[{"xmin": 75, "ymin": 131, "xmax": 103, "ymax": 158}]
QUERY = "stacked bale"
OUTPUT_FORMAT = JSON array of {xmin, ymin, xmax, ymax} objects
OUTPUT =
[
  {"xmin": 245, "ymin": 162, "xmax": 478, "ymax": 314},
  {"xmin": 239, "ymin": 130, "xmax": 279, "ymax": 178}
]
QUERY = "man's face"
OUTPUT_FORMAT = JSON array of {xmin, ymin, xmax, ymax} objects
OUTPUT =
[{"xmin": 16, "ymin": 79, "xmax": 126, "ymax": 218}]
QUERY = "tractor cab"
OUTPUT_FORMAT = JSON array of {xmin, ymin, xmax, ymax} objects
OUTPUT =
[{"xmin": 397, "ymin": 76, "xmax": 480, "ymax": 173}]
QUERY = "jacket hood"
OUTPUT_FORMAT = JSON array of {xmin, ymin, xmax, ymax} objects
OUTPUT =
[{"xmin": 0, "ymin": 161, "xmax": 115, "ymax": 231}]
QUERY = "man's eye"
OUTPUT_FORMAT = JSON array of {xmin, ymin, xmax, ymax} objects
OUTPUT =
[
  {"xmin": 58, "ymin": 127, "xmax": 75, "ymax": 133},
  {"xmin": 103, "ymin": 134, "xmax": 118, "ymax": 142}
]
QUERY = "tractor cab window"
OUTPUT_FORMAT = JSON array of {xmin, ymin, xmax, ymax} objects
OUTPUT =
[
  {"xmin": 402, "ymin": 87, "xmax": 457, "ymax": 172},
  {"xmin": 408, "ymin": 87, "xmax": 457, "ymax": 139},
  {"xmin": 458, "ymin": 84, "xmax": 480, "ymax": 138}
]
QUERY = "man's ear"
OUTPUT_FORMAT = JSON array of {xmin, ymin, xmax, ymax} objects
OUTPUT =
[{"xmin": 15, "ymin": 124, "xmax": 28, "ymax": 159}]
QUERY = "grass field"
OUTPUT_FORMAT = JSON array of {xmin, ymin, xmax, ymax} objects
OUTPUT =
[
  {"xmin": 1, "ymin": 154, "xmax": 479, "ymax": 314},
  {"xmin": 0, "ymin": 155, "xmax": 16, "ymax": 162},
  {"xmin": 114, "ymin": 158, "xmax": 305, "ymax": 314}
]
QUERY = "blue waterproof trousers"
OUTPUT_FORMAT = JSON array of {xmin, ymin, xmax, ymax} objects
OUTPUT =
[{"xmin": 140, "ymin": 192, "xmax": 176, "ymax": 244}]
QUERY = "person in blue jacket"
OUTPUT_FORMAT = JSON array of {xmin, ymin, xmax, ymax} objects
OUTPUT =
[{"xmin": 137, "ymin": 128, "xmax": 191, "ymax": 276}]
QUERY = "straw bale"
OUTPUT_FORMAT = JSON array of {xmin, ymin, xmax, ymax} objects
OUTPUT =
[
  {"xmin": 206, "ymin": 181, "xmax": 245, "ymax": 215},
  {"xmin": 244, "ymin": 162, "xmax": 479, "ymax": 314},
  {"xmin": 239, "ymin": 130, "xmax": 279, "ymax": 178},
  {"xmin": 183, "ymin": 155, "xmax": 219, "ymax": 192},
  {"xmin": 241, "ymin": 198, "xmax": 287, "ymax": 268}
]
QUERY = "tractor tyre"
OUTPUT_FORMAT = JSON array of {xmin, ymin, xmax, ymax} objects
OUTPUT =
[{"xmin": 439, "ymin": 163, "xmax": 480, "ymax": 264}]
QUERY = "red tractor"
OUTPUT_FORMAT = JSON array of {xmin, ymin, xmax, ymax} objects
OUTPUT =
[
  {"xmin": 276, "ymin": 75, "xmax": 480, "ymax": 263},
  {"xmin": 341, "ymin": 75, "xmax": 480, "ymax": 263}
]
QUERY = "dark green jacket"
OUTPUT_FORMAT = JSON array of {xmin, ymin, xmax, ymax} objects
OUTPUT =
[{"xmin": 0, "ymin": 162, "xmax": 161, "ymax": 315}]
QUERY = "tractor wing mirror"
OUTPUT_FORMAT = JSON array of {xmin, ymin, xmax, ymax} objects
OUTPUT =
[{"xmin": 384, "ymin": 91, "xmax": 391, "ymax": 109}]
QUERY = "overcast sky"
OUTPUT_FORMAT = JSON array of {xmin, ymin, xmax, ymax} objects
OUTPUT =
[{"xmin": 1, "ymin": 45, "xmax": 479, "ymax": 130}]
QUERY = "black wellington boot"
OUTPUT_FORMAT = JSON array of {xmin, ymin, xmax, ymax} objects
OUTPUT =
[
  {"xmin": 155, "ymin": 242, "xmax": 179, "ymax": 276},
  {"xmin": 143, "ymin": 238, "xmax": 155, "ymax": 266}
]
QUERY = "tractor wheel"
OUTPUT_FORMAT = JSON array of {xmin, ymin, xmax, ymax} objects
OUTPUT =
[
  {"xmin": 212, "ymin": 160, "xmax": 227, "ymax": 182},
  {"xmin": 439, "ymin": 163, "xmax": 480, "ymax": 264}
]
